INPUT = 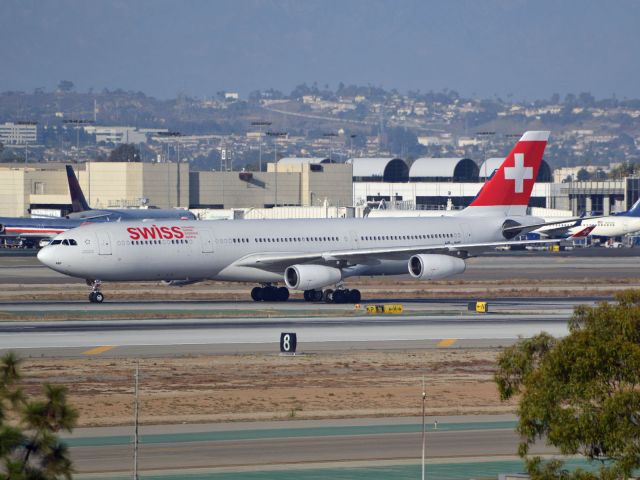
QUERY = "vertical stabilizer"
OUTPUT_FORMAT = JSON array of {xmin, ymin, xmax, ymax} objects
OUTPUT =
[
  {"xmin": 458, "ymin": 131, "xmax": 549, "ymax": 216},
  {"xmin": 66, "ymin": 165, "xmax": 91, "ymax": 213},
  {"xmin": 622, "ymin": 198, "xmax": 640, "ymax": 217}
]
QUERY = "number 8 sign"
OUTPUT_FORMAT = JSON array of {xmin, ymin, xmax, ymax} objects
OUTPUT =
[{"xmin": 280, "ymin": 332, "xmax": 297, "ymax": 354}]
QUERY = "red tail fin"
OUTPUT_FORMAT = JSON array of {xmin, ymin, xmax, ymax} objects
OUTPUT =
[{"xmin": 462, "ymin": 131, "xmax": 549, "ymax": 216}]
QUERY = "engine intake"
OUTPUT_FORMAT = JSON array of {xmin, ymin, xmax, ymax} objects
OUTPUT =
[
  {"xmin": 408, "ymin": 254, "xmax": 466, "ymax": 280},
  {"xmin": 284, "ymin": 264, "xmax": 342, "ymax": 290}
]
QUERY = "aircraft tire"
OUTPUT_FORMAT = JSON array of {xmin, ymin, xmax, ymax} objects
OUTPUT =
[
  {"xmin": 251, "ymin": 287, "xmax": 263, "ymax": 302},
  {"xmin": 333, "ymin": 289, "xmax": 346, "ymax": 304},
  {"xmin": 276, "ymin": 287, "xmax": 290, "ymax": 302},
  {"xmin": 89, "ymin": 292, "xmax": 96, "ymax": 303},
  {"xmin": 349, "ymin": 289, "xmax": 361, "ymax": 304},
  {"xmin": 303, "ymin": 290, "xmax": 311, "ymax": 302},
  {"xmin": 312, "ymin": 290, "xmax": 324, "ymax": 302},
  {"xmin": 323, "ymin": 289, "xmax": 334, "ymax": 303}
]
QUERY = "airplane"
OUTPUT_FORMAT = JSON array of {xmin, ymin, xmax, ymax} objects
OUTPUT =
[
  {"xmin": 0, "ymin": 217, "xmax": 90, "ymax": 247},
  {"xmin": 38, "ymin": 131, "xmax": 560, "ymax": 304},
  {"xmin": 65, "ymin": 165, "xmax": 196, "ymax": 221},
  {"xmin": 535, "ymin": 198, "xmax": 640, "ymax": 239}
]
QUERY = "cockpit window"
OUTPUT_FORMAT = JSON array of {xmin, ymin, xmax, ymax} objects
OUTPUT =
[{"xmin": 56, "ymin": 239, "xmax": 78, "ymax": 246}]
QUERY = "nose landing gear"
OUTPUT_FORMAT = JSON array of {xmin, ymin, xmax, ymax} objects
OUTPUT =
[{"xmin": 87, "ymin": 280, "xmax": 104, "ymax": 303}]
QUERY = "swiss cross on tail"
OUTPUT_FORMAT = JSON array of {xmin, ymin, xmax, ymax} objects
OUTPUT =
[{"xmin": 463, "ymin": 131, "xmax": 549, "ymax": 216}]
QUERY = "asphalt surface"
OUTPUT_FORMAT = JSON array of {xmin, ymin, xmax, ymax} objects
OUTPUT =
[
  {"xmin": 0, "ymin": 296, "xmax": 586, "ymax": 357},
  {"xmin": 62, "ymin": 415, "xmax": 554, "ymax": 475}
]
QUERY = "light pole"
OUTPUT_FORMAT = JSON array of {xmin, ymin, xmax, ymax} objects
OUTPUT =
[
  {"xmin": 349, "ymin": 134, "xmax": 357, "ymax": 159},
  {"xmin": 323, "ymin": 132, "xmax": 337, "ymax": 162},
  {"xmin": 267, "ymin": 131, "xmax": 287, "ymax": 207},
  {"xmin": 157, "ymin": 131, "xmax": 182, "ymax": 208},
  {"xmin": 251, "ymin": 121, "xmax": 272, "ymax": 172},
  {"xmin": 421, "ymin": 376, "xmax": 426, "ymax": 480},
  {"xmin": 475, "ymin": 131, "xmax": 495, "ymax": 165},
  {"xmin": 64, "ymin": 119, "xmax": 93, "ymax": 162}
]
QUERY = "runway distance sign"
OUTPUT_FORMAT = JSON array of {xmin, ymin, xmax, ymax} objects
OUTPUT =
[{"xmin": 280, "ymin": 333, "xmax": 297, "ymax": 354}]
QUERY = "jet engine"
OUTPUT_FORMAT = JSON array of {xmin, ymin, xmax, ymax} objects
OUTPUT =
[
  {"xmin": 284, "ymin": 264, "xmax": 342, "ymax": 290},
  {"xmin": 0, "ymin": 224, "xmax": 4, "ymax": 233},
  {"xmin": 408, "ymin": 254, "xmax": 466, "ymax": 280}
]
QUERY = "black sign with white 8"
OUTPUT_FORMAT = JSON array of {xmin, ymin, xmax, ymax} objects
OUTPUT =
[{"xmin": 280, "ymin": 332, "xmax": 297, "ymax": 353}]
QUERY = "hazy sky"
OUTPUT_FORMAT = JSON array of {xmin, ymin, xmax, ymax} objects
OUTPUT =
[{"xmin": 1, "ymin": 0, "xmax": 639, "ymax": 100}]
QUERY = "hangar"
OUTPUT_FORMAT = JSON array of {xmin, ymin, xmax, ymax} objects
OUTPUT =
[
  {"xmin": 409, "ymin": 157, "xmax": 478, "ymax": 182},
  {"xmin": 348, "ymin": 157, "xmax": 409, "ymax": 182}
]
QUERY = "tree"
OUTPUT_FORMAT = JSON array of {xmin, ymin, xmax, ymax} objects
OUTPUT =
[
  {"xmin": 107, "ymin": 143, "xmax": 141, "ymax": 162},
  {"xmin": 495, "ymin": 290, "xmax": 640, "ymax": 479},
  {"xmin": 0, "ymin": 351, "xmax": 78, "ymax": 479},
  {"xmin": 56, "ymin": 81, "xmax": 74, "ymax": 93},
  {"xmin": 576, "ymin": 168, "xmax": 591, "ymax": 181}
]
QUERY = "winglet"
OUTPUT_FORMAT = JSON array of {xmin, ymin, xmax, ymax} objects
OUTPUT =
[{"xmin": 66, "ymin": 165, "xmax": 90, "ymax": 212}]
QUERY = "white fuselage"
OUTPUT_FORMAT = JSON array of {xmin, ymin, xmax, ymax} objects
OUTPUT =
[
  {"xmin": 37, "ymin": 215, "xmax": 517, "ymax": 284},
  {"xmin": 539, "ymin": 215, "xmax": 640, "ymax": 238}
]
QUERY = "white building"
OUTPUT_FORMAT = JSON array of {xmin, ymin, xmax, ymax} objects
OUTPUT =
[
  {"xmin": 0, "ymin": 122, "xmax": 39, "ymax": 144},
  {"xmin": 83, "ymin": 126, "xmax": 168, "ymax": 144}
]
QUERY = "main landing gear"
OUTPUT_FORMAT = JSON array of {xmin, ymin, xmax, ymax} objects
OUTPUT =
[
  {"xmin": 251, "ymin": 285, "xmax": 290, "ymax": 302},
  {"xmin": 303, "ymin": 288, "xmax": 361, "ymax": 304},
  {"xmin": 87, "ymin": 279, "xmax": 104, "ymax": 303}
]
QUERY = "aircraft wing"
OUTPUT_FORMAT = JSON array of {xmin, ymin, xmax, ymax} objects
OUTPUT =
[{"xmin": 234, "ymin": 238, "xmax": 558, "ymax": 271}]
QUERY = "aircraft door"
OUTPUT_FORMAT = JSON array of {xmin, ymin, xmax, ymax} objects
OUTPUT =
[
  {"xmin": 460, "ymin": 224, "xmax": 472, "ymax": 242},
  {"xmin": 97, "ymin": 232, "xmax": 112, "ymax": 255},
  {"xmin": 349, "ymin": 230, "xmax": 359, "ymax": 249},
  {"xmin": 201, "ymin": 230, "xmax": 214, "ymax": 253}
]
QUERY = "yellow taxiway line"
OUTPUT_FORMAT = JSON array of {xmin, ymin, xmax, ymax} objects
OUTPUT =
[{"xmin": 82, "ymin": 345, "xmax": 115, "ymax": 355}]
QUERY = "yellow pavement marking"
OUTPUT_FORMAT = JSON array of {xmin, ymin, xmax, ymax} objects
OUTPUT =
[
  {"xmin": 82, "ymin": 345, "xmax": 115, "ymax": 355},
  {"xmin": 437, "ymin": 338, "xmax": 457, "ymax": 347}
]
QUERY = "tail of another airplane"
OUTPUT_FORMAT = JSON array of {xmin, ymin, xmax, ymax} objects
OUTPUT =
[
  {"xmin": 66, "ymin": 165, "xmax": 91, "ymax": 213},
  {"xmin": 458, "ymin": 131, "xmax": 550, "ymax": 217},
  {"xmin": 622, "ymin": 198, "xmax": 640, "ymax": 217}
]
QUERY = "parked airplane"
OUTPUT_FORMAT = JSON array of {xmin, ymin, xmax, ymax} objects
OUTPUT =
[
  {"xmin": 537, "ymin": 198, "xmax": 640, "ymax": 238},
  {"xmin": 0, "ymin": 217, "xmax": 89, "ymax": 247},
  {"xmin": 65, "ymin": 165, "xmax": 196, "ymax": 221},
  {"xmin": 39, "ymin": 131, "xmax": 559, "ymax": 304}
]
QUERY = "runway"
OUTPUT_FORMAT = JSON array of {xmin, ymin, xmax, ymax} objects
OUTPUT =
[{"xmin": 0, "ymin": 297, "xmax": 583, "ymax": 357}]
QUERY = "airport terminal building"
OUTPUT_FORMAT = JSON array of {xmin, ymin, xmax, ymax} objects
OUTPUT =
[{"xmin": 0, "ymin": 158, "xmax": 638, "ymax": 218}]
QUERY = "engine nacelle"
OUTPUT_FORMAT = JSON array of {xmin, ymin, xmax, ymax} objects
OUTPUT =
[
  {"xmin": 0, "ymin": 224, "xmax": 4, "ymax": 233},
  {"xmin": 408, "ymin": 254, "xmax": 466, "ymax": 280},
  {"xmin": 284, "ymin": 264, "xmax": 342, "ymax": 291}
]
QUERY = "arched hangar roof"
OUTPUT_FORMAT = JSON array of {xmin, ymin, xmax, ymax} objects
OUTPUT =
[
  {"xmin": 348, "ymin": 157, "xmax": 409, "ymax": 182},
  {"xmin": 278, "ymin": 157, "xmax": 332, "ymax": 165},
  {"xmin": 409, "ymin": 157, "xmax": 478, "ymax": 182},
  {"xmin": 479, "ymin": 157, "xmax": 552, "ymax": 182}
]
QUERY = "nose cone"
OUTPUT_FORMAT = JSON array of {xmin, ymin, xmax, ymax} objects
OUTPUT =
[{"xmin": 37, "ymin": 246, "xmax": 55, "ymax": 268}]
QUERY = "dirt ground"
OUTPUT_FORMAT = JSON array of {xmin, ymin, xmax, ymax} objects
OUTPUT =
[
  {"xmin": 18, "ymin": 349, "xmax": 513, "ymax": 427},
  {"xmin": 2, "ymin": 277, "xmax": 638, "ymax": 304}
]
